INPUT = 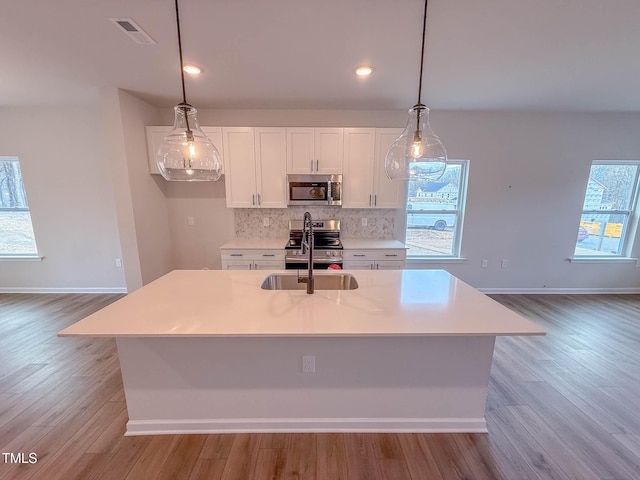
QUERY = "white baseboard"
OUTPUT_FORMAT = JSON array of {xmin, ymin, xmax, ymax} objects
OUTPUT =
[
  {"xmin": 125, "ymin": 417, "xmax": 488, "ymax": 436},
  {"xmin": 479, "ymin": 287, "xmax": 640, "ymax": 294},
  {"xmin": 0, "ymin": 287, "xmax": 127, "ymax": 294}
]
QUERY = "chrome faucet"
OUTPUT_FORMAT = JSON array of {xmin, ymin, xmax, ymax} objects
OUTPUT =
[{"xmin": 298, "ymin": 211, "xmax": 314, "ymax": 294}]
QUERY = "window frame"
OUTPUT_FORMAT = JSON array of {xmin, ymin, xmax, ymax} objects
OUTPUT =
[
  {"xmin": 404, "ymin": 159, "xmax": 469, "ymax": 260},
  {"xmin": 574, "ymin": 160, "xmax": 640, "ymax": 259}
]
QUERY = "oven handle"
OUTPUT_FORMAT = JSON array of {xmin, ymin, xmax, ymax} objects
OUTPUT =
[{"xmin": 285, "ymin": 257, "xmax": 343, "ymax": 264}]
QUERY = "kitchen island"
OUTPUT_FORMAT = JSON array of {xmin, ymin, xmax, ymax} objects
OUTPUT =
[{"xmin": 59, "ymin": 269, "xmax": 544, "ymax": 435}]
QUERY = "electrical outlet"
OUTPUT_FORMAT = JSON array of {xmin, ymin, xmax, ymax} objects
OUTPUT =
[
  {"xmin": 302, "ymin": 355, "xmax": 315, "ymax": 373},
  {"xmin": 187, "ymin": 216, "xmax": 195, "ymax": 226},
  {"xmin": 481, "ymin": 259, "xmax": 488, "ymax": 268},
  {"xmin": 361, "ymin": 218, "xmax": 368, "ymax": 227},
  {"xmin": 501, "ymin": 259, "xmax": 508, "ymax": 269},
  {"xmin": 115, "ymin": 258, "xmax": 122, "ymax": 267},
  {"xmin": 263, "ymin": 217, "xmax": 270, "ymax": 227}
]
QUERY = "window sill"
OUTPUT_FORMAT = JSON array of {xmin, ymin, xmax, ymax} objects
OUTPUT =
[
  {"xmin": 408, "ymin": 257, "xmax": 467, "ymax": 265},
  {"xmin": 568, "ymin": 257, "xmax": 638, "ymax": 264},
  {"xmin": 0, "ymin": 255, "xmax": 44, "ymax": 261}
]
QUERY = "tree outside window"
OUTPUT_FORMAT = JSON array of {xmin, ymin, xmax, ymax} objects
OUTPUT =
[
  {"xmin": 574, "ymin": 161, "xmax": 640, "ymax": 256},
  {"xmin": 0, "ymin": 157, "xmax": 38, "ymax": 256}
]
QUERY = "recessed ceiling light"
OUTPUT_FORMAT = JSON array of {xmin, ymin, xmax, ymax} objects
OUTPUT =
[
  {"xmin": 183, "ymin": 65, "xmax": 202, "ymax": 75},
  {"xmin": 355, "ymin": 66, "xmax": 373, "ymax": 77}
]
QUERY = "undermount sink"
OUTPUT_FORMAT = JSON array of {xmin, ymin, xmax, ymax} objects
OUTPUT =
[{"xmin": 261, "ymin": 273, "xmax": 359, "ymax": 291}]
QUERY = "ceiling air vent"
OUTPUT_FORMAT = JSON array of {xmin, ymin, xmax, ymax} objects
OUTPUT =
[{"xmin": 109, "ymin": 18, "xmax": 156, "ymax": 45}]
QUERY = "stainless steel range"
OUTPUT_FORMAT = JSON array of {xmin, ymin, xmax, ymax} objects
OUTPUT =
[{"xmin": 285, "ymin": 219, "xmax": 343, "ymax": 269}]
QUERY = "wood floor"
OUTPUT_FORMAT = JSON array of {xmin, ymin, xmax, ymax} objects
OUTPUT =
[{"xmin": 1, "ymin": 293, "xmax": 639, "ymax": 480}]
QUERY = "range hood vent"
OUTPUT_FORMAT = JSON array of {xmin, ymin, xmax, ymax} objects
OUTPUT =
[{"xmin": 109, "ymin": 18, "xmax": 156, "ymax": 45}]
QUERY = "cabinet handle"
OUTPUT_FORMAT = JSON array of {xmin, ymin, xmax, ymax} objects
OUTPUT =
[
  {"xmin": 230, "ymin": 254, "xmax": 243, "ymax": 257},
  {"xmin": 369, "ymin": 194, "xmax": 372, "ymax": 206},
  {"xmin": 316, "ymin": 159, "xmax": 319, "ymax": 172},
  {"xmin": 310, "ymin": 159, "xmax": 313, "ymax": 172},
  {"xmin": 252, "ymin": 194, "xmax": 255, "ymax": 206},
  {"xmin": 353, "ymin": 254, "xmax": 366, "ymax": 257},
  {"xmin": 262, "ymin": 254, "xmax": 275, "ymax": 257},
  {"xmin": 249, "ymin": 263, "xmax": 253, "ymax": 270},
  {"xmin": 374, "ymin": 195, "xmax": 377, "ymax": 206},
  {"xmin": 385, "ymin": 254, "xmax": 398, "ymax": 257},
  {"xmin": 257, "ymin": 193, "xmax": 261, "ymax": 206}
]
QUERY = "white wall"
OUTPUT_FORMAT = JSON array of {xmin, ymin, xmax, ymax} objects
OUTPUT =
[
  {"xmin": 157, "ymin": 109, "xmax": 640, "ymax": 291},
  {"xmin": 429, "ymin": 111, "xmax": 640, "ymax": 291},
  {"xmin": 115, "ymin": 90, "xmax": 173, "ymax": 285},
  {"xmin": 0, "ymin": 106, "xmax": 125, "ymax": 292}
]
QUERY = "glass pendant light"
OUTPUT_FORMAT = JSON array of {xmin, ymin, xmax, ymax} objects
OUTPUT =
[
  {"xmin": 157, "ymin": 0, "xmax": 222, "ymax": 182},
  {"xmin": 385, "ymin": 0, "xmax": 447, "ymax": 182}
]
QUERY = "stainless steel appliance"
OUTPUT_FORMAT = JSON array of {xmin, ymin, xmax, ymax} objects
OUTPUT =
[
  {"xmin": 287, "ymin": 174, "xmax": 342, "ymax": 206},
  {"xmin": 285, "ymin": 219, "xmax": 343, "ymax": 269}
]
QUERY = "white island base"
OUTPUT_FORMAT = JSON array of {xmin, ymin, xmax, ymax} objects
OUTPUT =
[
  {"xmin": 117, "ymin": 335, "xmax": 495, "ymax": 435},
  {"xmin": 59, "ymin": 269, "xmax": 544, "ymax": 436}
]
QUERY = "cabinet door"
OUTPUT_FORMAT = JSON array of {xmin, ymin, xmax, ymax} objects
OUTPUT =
[
  {"xmin": 342, "ymin": 128, "xmax": 375, "ymax": 208},
  {"xmin": 146, "ymin": 126, "xmax": 171, "ymax": 175},
  {"xmin": 286, "ymin": 128, "xmax": 314, "ymax": 173},
  {"xmin": 255, "ymin": 128, "xmax": 287, "ymax": 208},
  {"xmin": 202, "ymin": 127, "xmax": 225, "ymax": 176},
  {"xmin": 375, "ymin": 261, "xmax": 405, "ymax": 270},
  {"xmin": 373, "ymin": 128, "xmax": 405, "ymax": 208},
  {"xmin": 223, "ymin": 127, "xmax": 256, "ymax": 208},
  {"xmin": 252, "ymin": 260, "xmax": 285, "ymax": 270},
  {"xmin": 343, "ymin": 260, "xmax": 374, "ymax": 270},
  {"xmin": 314, "ymin": 128, "xmax": 343, "ymax": 174},
  {"xmin": 222, "ymin": 261, "xmax": 253, "ymax": 270}
]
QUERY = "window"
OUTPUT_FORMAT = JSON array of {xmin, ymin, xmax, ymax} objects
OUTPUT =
[
  {"xmin": 574, "ymin": 161, "xmax": 640, "ymax": 257},
  {"xmin": 405, "ymin": 160, "xmax": 468, "ymax": 257},
  {"xmin": 0, "ymin": 157, "xmax": 38, "ymax": 256}
]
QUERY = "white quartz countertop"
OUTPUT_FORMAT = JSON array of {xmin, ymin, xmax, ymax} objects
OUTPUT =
[
  {"xmin": 59, "ymin": 270, "xmax": 545, "ymax": 338},
  {"xmin": 220, "ymin": 239, "xmax": 287, "ymax": 249},
  {"xmin": 341, "ymin": 239, "xmax": 407, "ymax": 249}
]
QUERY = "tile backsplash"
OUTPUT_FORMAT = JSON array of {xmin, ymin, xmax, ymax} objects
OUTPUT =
[{"xmin": 235, "ymin": 207, "xmax": 398, "ymax": 240}]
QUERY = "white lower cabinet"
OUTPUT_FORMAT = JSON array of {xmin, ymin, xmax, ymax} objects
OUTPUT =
[
  {"xmin": 343, "ymin": 249, "xmax": 406, "ymax": 270},
  {"xmin": 221, "ymin": 250, "xmax": 285, "ymax": 270}
]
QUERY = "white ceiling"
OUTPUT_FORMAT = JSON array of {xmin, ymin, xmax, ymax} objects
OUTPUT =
[{"xmin": 2, "ymin": 0, "xmax": 640, "ymax": 111}]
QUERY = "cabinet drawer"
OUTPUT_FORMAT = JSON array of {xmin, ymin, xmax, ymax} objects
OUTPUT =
[
  {"xmin": 221, "ymin": 249, "xmax": 285, "ymax": 261},
  {"xmin": 343, "ymin": 249, "xmax": 406, "ymax": 261}
]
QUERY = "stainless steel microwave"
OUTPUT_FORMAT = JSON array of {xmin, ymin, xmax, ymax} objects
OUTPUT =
[{"xmin": 287, "ymin": 174, "xmax": 342, "ymax": 206}]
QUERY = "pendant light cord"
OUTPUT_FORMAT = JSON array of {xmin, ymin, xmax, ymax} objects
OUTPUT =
[
  {"xmin": 175, "ymin": 0, "xmax": 188, "ymax": 105},
  {"xmin": 174, "ymin": 0, "xmax": 192, "ymax": 135},
  {"xmin": 415, "ymin": 0, "xmax": 429, "ymax": 131},
  {"xmin": 417, "ymin": 0, "xmax": 428, "ymax": 106}
]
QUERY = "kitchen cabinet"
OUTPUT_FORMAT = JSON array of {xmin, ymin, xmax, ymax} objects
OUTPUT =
[
  {"xmin": 286, "ymin": 128, "xmax": 343, "ymax": 174},
  {"xmin": 343, "ymin": 248, "xmax": 406, "ymax": 270},
  {"xmin": 221, "ymin": 249, "xmax": 285, "ymax": 270},
  {"xmin": 342, "ymin": 128, "xmax": 404, "ymax": 209},
  {"xmin": 223, "ymin": 127, "xmax": 287, "ymax": 208},
  {"xmin": 145, "ymin": 126, "xmax": 224, "ymax": 176}
]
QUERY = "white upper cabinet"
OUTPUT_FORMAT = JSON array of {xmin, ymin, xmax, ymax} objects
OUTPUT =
[
  {"xmin": 373, "ymin": 128, "xmax": 405, "ymax": 208},
  {"xmin": 286, "ymin": 128, "xmax": 343, "ymax": 174},
  {"xmin": 342, "ymin": 128, "xmax": 376, "ymax": 208},
  {"xmin": 254, "ymin": 128, "xmax": 287, "ymax": 208},
  {"xmin": 342, "ymin": 128, "xmax": 404, "ymax": 209},
  {"xmin": 223, "ymin": 127, "xmax": 286, "ymax": 208},
  {"xmin": 145, "ymin": 126, "xmax": 224, "ymax": 176}
]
